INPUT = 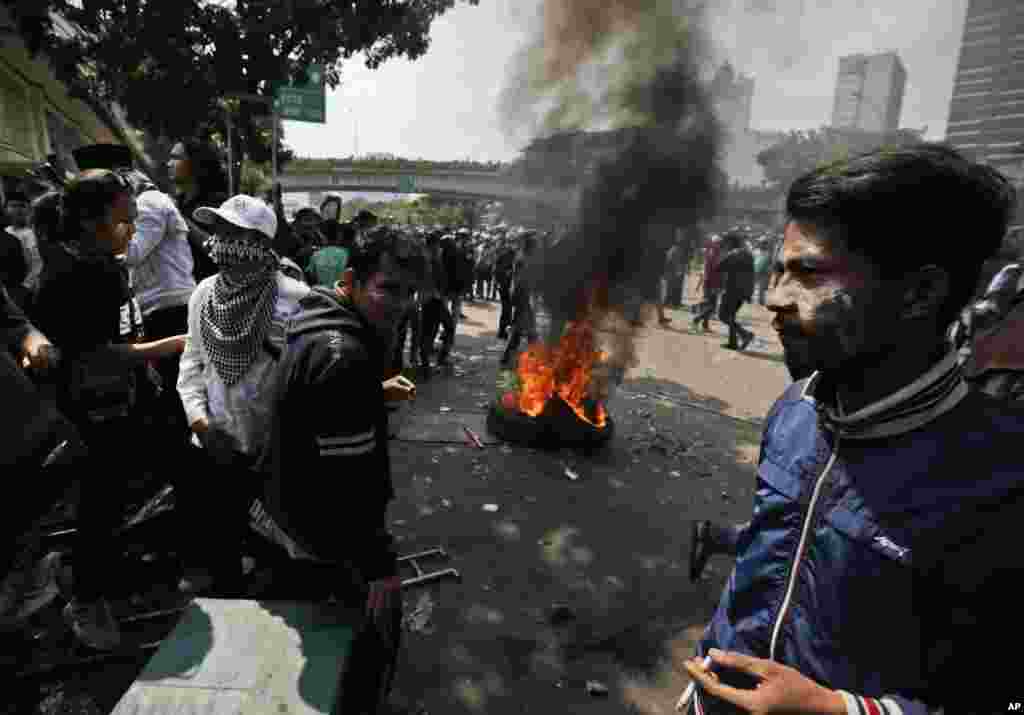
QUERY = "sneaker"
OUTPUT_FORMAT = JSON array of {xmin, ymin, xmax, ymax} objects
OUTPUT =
[
  {"xmin": 0, "ymin": 552, "xmax": 62, "ymax": 630},
  {"xmin": 63, "ymin": 598, "xmax": 121, "ymax": 650}
]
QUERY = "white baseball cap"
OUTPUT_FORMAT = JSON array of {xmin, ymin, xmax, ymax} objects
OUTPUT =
[{"xmin": 194, "ymin": 194, "xmax": 277, "ymax": 240}]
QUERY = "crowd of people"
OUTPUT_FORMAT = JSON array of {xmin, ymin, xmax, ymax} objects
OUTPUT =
[
  {"xmin": 4, "ymin": 139, "xmax": 1024, "ymax": 714},
  {"xmin": 0, "ymin": 139, "xmax": 551, "ymax": 662}
]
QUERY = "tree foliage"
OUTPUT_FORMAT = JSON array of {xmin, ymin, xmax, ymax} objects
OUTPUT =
[
  {"xmin": 756, "ymin": 126, "xmax": 926, "ymax": 191},
  {"xmin": 2, "ymin": 0, "xmax": 479, "ymax": 173}
]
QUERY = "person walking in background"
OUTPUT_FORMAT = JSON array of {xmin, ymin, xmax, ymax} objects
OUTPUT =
[
  {"xmin": 494, "ymin": 239, "xmax": 517, "ymax": 340},
  {"xmin": 3, "ymin": 190, "xmax": 43, "ymax": 312},
  {"xmin": 307, "ymin": 221, "xmax": 356, "ymax": 288},
  {"xmin": 663, "ymin": 232, "xmax": 690, "ymax": 309},
  {"xmin": 319, "ymin": 194, "xmax": 344, "ymax": 246},
  {"xmin": 418, "ymin": 231, "xmax": 455, "ymax": 372},
  {"xmin": 716, "ymin": 231, "xmax": 756, "ymax": 351},
  {"xmin": 167, "ymin": 138, "xmax": 229, "ymax": 282},
  {"xmin": 1, "ymin": 193, "xmax": 30, "ymax": 310},
  {"xmin": 752, "ymin": 235, "xmax": 774, "ymax": 306},
  {"xmin": 501, "ymin": 232, "xmax": 540, "ymax": 367},
  {"xmin": 691, "ymin": 234, "xmax": 723, "ymax": 332}
]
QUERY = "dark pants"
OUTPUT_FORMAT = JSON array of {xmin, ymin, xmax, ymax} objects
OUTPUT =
[
  {"xmin": 666, "ymin": 274, "xmax": 686, "ymax": 307},
  {"xmin": 755, "ymin": 272, "xmax": 771, "ymax": 306},
  {"xmin": 502, "ymin": 291, "xmax": 538, "ymax": 366},
  {"xmin": 474, "ymin": 271, "xmax": 492, "ymax": 300},
  {"xmin": 496, "ymin": 277, "xmax": 513, "ymax": 337},
  {"xmin": 340, "ymin": 597, "xmax": 403, "ymax": 713},
  {"xmin": 692, "ymin": 288, "xmax": 720, "ymax": 327},
  {"xmin": 170, "ymin": 446, "xmax": 256, "ymax": 588},
  {"xmin": 393, "ymin": 301, "xmax": 422, "ymax": 370},
  {"xmin": 142, "ymin": 304, "xmax": 190, "ymax": 433},
  {"xmin": 420, "ymin": 297, "xmax": 454, "ymax": 365},
  {"xmin": 73, "ymin": 417, "xmax": 143, "ymax": 601},
  {"xmin": 719, "ymin": 292, "xmax": 752, "ymax": 347},
  {"xmin": 0, "ymin": 351, "xmax": 74, "ymax": 577}
]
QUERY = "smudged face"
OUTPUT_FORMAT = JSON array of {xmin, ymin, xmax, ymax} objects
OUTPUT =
[
  {"xmin": 346, "ymin": 253, "xmax": 417, "ymax": 349},
  {"xmin": 767, "ymin": 221, "xmax": 896, "ymax": 381}
]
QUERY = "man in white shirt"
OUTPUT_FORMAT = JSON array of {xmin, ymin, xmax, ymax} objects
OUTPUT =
[
  {"xmin": 3, "ymin": 191, "xmax": 43, "ymax": 307},
  {"xmin": 177, "ymin": 195, "xmax": 310, "ymax": 595}
]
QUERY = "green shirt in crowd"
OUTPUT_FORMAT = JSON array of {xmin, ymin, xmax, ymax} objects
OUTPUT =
[{"xmin": 307, "ymin": 246, "xmax": 350, "ymax": 287}]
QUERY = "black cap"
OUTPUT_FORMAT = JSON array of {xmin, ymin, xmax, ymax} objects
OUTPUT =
[
  {"xmin": 293, "ymin": 207, "xmax": 321, "ymax": 221},
  {"xmin": 355, "ymin": 209, "xmax": 378, "ymax": 223},
  {"xmin": 72, "ymin": 144, "xmax": 134, "ymax": 172}
]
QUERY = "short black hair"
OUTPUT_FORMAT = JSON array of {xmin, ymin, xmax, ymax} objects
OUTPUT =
[
  {"xmin": 348, "ymin": 230, "xmax": 425, "ymax": 284},
  {"xmin": 60, "ymin": 169, "xmax": 134, "ymax": 241},
  {"xmin": 721, "ymin": 230, "xmax": 746, "ymax": 250},
  {"xmin": 786, "ymin": 143, "xmax": 1016, "ymax": 325},
  {"xmin": 182, "ymin": 138, "xmax": 228, "ymax": 197}
]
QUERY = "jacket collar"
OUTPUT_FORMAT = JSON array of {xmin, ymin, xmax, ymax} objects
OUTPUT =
[{"xmin": 800, "ymin": 350, "xmax": 969, "ymax": 441}]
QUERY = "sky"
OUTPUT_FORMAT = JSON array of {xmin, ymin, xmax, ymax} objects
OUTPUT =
[{"xmin": 284, "ymin": 0, "xmax": 970, "ymax": 162}]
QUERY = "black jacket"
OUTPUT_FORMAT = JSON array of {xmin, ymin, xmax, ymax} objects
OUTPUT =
[
  {"xmin": 258, "ymin": 288, "xmax": 396, "ymax": 581},
  {"xmin": 717, "ymin": 246, "xmax": 755, "ymax": 301}
]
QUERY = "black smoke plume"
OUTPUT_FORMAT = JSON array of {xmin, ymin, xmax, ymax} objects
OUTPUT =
[{"xmin": 499, "ymin": 0, "xmax": 723, "ymax": 376}]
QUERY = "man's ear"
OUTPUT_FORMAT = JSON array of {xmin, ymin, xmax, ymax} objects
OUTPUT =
[{"xmin": 901, "ymin": 265, "xmax": 951, "ymax": 320}]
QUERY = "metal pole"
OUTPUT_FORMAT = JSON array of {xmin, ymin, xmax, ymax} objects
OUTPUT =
[{"xmin": 272, "ymin": 106, "xmax": 279, "ymax": 189}]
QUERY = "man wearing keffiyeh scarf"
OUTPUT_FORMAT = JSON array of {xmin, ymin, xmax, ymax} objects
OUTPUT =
[
  {"xmin": 200, "ymin": 232, "xmax": 280, "ymax": 386},
  {"xmin": 176, "ymin": 195, "xmax": 311, "ymax": 598}
]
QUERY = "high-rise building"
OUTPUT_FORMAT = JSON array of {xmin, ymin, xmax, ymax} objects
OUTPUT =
[
  {"xmin": 712, "ymin": 62, "xmax": 755, "ymax": 134},
  {"xmin": 830, "ymin": 52, "xmax": 907, "ymax": 133},
  {"xmin": 945, "ymin": 0, "xmax": 1024, "ymax": 184}
]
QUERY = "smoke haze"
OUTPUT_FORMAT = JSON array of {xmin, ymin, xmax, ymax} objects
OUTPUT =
[{"xmin": 498, "ymin": 0, "xmax": 722, "ymax": 378}]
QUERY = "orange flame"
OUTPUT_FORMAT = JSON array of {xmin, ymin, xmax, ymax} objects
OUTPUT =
[{"xmin": 514, "ymin": 317, "xmax": 609, "ymax": 429}]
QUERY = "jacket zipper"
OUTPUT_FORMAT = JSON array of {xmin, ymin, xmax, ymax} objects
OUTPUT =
[{"xmin": 768, "ymin": 435, "xmax": 841, "ymax": 661}]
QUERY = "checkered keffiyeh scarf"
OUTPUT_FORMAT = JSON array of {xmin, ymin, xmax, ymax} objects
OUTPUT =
[{"xmin": 199, "ymin": 236, "xmax": 280, "ymax": 386}]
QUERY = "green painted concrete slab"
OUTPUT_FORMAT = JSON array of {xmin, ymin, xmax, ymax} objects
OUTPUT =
[{"xmin": 112, "ymin": 599, "xmax": 357, "ymax": 715}]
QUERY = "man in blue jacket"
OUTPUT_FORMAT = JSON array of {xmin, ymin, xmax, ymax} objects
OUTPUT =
[{"xmin": 681, "ymin": 144, "xmax": 1024, "ymax": 715}]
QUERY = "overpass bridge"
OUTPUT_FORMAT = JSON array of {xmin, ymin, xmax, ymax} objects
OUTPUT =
[{"xmin": 278, "ymin": 167, "xmax": 575, "ymax": 206}]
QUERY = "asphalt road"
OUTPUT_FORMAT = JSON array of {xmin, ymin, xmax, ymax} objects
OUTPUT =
[{"xmin": 386, "ymin": 285, "xmax": 791, "ymax": 715}]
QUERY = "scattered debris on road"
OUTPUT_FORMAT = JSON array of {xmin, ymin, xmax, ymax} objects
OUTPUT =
[
  {"xmin": 404, "ymin": 592, "xmax": 436, "ymax": 635},
  {"xmin": 548, "ymin": 603, "xmax": 575, "ymax": 625},
  {"xmin": 586, "ymin": 680, "xmax": 610, "ymax": 697},
  {"xmin": 482, "ymin": 504, "xmax": 500, "ymax": 513}
]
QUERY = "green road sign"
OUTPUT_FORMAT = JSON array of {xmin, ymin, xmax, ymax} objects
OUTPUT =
[
  {"xmin": 398, "ymin": 175, "xmax": 416, "ymax": 193},
  {"xmin": 274, "ymin": 64, "xmax": 326, "ymax": 123}
]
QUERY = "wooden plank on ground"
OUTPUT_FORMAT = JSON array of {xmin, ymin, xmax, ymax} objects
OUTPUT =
[{"xmin": 111, "ymin": 599, "xmax": 357, "ymax": 715}]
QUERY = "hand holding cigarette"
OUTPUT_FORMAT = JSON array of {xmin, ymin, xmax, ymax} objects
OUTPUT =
[
  {"xmin": 676, "ymin": 655, "xmax": 712, "ymax": 711},
  {"xmin": 383, "ymin": 375, "xmax": 417, "ymax": 402}
]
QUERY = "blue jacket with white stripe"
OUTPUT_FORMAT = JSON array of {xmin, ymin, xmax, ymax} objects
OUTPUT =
[{"xmin": 696, "ymin": 376, "xmax": 1024, "ymax": 715}]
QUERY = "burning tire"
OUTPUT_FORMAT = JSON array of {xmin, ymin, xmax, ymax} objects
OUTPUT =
[{"xmin": 488, "ymin": 393, "xmax": 614, "ymax": 448}]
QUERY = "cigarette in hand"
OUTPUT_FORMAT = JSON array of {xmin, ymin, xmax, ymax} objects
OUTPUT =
[{"xmin": 676, "ymin": 655, "xmax": 712, "ymax": 711}]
